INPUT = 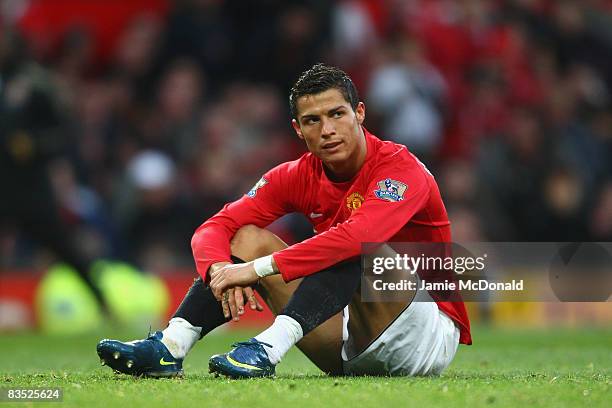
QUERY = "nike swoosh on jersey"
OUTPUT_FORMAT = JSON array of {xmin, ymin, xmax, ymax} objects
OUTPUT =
[{"xmin": 309, "ymin": 212, "xmax": 323, "ymax": 218}]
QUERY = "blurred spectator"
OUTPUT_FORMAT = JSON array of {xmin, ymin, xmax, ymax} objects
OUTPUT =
[
  {"xmin": 590, "ymin": 182, "xmax": 612, "ymax": 241},
  {"xmin": 366, "ymin": 38, "xmax": 446, "ymax": 158},
  {"xmin": 0, "ymin": 49, "xmax": 107, "ymax": 308},
  {"xmin": 447, "ymin": 207, "xmax": 485, "ymax": 242},
  {"xmin": 332, "ymin": 0, "xmax": 378, "ymax": 65},
  {"xmin": 159, "ymin": 0, "xmax": 234, "ymax": 92},
  {"xmin": 112, "ymin": 12, "xmax": 164, "ymax": 101},
  {"xmin": 119, "ymin": 150, "xmax": 200, "ymax": 271},
  {"xmin": 141, "ymin": 58, "xmax": 205, "ymax": 161},
  {"xmin": 48, "ymin": 158, "xmax": 115, "ymax": 260},
  {"xmin": 541, "ymin": 166, "xmax": 588, "ymax": 241},
  {"xmin": 477, "ymin": 107, "xmax": 552, "ymax": 240}
]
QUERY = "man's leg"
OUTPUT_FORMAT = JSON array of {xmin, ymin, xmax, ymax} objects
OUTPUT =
[
  {"xmin": 97, "ymin": 224, "xmax": 350, "ymax": 376},
  {"xmin": 96, "ymin": 272, "xmax": 229, "ymax": 377},
  {"xmin": 229, "ymin": 225, "xmax": 349, "ymax": 375},
  {"xmin": 163, "ymin": 224, "xmax": 352, "ymax": 373},
  {"xmin": 220, "ymin": 230, "xmax": 419, "ymax": 377},
  {"xmin": 161, "ymin": 276, "xmax": 227, "ymax": 359}
]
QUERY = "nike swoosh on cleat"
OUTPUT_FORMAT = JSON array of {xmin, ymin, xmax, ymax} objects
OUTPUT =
[
  {"xmin": 226, "ymin": 355, "xmax": 262, "ymax": 370},
  {"xmin": 159, "ymin": 358, "xmax": 176, "ymax": 366}
]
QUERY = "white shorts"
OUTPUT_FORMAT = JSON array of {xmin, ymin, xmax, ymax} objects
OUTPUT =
[{"xmin": 341, "ymin": 295, "xmax": 460, "ymax": 376}]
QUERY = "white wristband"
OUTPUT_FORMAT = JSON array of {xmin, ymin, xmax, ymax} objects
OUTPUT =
[{"xmin": 253, "ymin": 255, "xmax": 276, "ymax": 277}]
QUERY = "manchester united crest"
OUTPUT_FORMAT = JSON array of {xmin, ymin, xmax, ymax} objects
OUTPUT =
[{"xmin": 346, "ymin": 192, "xmax": 365, "ymax": 211}]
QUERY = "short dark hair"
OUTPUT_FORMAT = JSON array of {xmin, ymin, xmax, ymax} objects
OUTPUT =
[{"xmin": 289, "ymin": 63, "xmax": 359, "ymax": 119}]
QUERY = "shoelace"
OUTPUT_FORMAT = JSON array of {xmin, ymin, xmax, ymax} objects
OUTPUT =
[
  {"xmin": 232, "ymin": 340, "xmax": 273, "ymax": 349},
  {"xmin": 146, "ymin": 326, "xmax": 161, "ymax": 341}
]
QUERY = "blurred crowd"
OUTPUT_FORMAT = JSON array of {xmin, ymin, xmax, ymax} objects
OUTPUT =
[{"xmin": 1, "ymin": 0, "xmax": 612, "ymax": 273}]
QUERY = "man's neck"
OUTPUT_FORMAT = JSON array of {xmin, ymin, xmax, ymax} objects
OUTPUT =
[{"xmin": 323, "ymin": 128, "xmax": 367, "ymax": 182}]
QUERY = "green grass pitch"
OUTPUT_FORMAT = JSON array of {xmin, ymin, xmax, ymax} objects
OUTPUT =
[{"xmin": 0, "ymin": 326, "xmax": 609, "ymax": 407}]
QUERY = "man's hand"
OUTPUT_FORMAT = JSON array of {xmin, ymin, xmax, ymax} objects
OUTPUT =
[
  {"xmin": 210, "ymin": 262, "xmax": 260, "ymax": 298},
  {"xmin": 209, "ymin": 262, "xmax": 263, "ymax": 321},
  {"xmin": 220, "ymin": 286, "xmax": 264, "ymax": 321},
  {"xmin": 209, "ymin": 261, "xmax": 232, "ymax": 276}
]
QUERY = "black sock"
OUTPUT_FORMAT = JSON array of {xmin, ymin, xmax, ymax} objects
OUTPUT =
[
  {"xmin": 172, "ymin": 256, "xmax": 246, "ymax": 338},
  {"xmin": 172, "ymin": 277, "xmax": 229, "ymax": 338},
  {"xmin": 280, "ymin": 259, "xmax": 361, "ymax": 335}
]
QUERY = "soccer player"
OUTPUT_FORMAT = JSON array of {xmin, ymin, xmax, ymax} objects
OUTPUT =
[{"xmin": 97, "ymin": 63, "xmax": 471, "ymax": 378}]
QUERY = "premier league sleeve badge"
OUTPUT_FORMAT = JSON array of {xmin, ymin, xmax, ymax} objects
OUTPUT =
[
  {"xmin": 374, "ymin": 178, "xmax": 407, "ymax": 202},
  {"xmin": 246, "ymin": 177, "xmax": 268, "ymax": 198}
]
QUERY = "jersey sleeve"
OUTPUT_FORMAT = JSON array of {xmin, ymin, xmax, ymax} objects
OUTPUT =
[
  {"xmin": 273, "ymin": 154, "xmax": 432, "ymax": 281},
  {"xmin": 191, "ymin": 162, "xmax": 299, "ymax": 280}
]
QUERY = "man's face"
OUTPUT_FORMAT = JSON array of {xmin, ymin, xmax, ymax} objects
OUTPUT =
[{"xmin": 292, "ymin": 88, "xmax": 365, "ymax": 164}]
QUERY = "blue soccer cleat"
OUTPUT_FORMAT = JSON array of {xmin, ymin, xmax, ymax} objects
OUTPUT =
[
  {"xmin": 209, "ymin": 338, "xmax": 275, "ymax": 379},
  {"xmin": 96, "ymin": 331, "xmax": 183, "ymax": 378}
]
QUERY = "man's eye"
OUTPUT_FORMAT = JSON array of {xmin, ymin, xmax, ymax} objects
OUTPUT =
[
  {"xmin": 332, "ymin": 111, "xmax": 343, "ymax": 118},
  {"xmin": 305, "ymin": 118, "xmax": 319, "ymax": 125}
]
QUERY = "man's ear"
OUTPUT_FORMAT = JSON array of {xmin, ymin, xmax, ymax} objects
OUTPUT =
[
  {"xmin": 291, "ymin": 119, "xmax": 304, "ymax": 140},
  {"xmin": 355, "ymin": 102, "xmax": 366, "ymax": 125}
]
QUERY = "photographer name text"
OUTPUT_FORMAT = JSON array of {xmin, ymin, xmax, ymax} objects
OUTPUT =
[{"xmin": 372, "ymin": 279, "xmax": 524, "ymax": 291}]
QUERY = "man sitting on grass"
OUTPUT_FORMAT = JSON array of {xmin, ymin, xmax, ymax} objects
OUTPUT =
[{"xmin": 97, "ymin": 63, "xmax": 471, "ymax": 378}]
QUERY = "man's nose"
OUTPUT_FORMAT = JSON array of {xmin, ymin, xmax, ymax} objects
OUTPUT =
[{"xmin": 321, "ymin": 118, "xmax": 335, "ymax": 137}]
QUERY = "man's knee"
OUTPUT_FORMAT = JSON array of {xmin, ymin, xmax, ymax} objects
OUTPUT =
[{"xmin": 230, "ymin": 225, "xmax": 286, "ymax": 261}]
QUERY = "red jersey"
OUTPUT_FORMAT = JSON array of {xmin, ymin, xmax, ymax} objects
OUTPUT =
[{"xmin": 192, "ymin": 128, "xmax": 472, "ymax": 345}]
